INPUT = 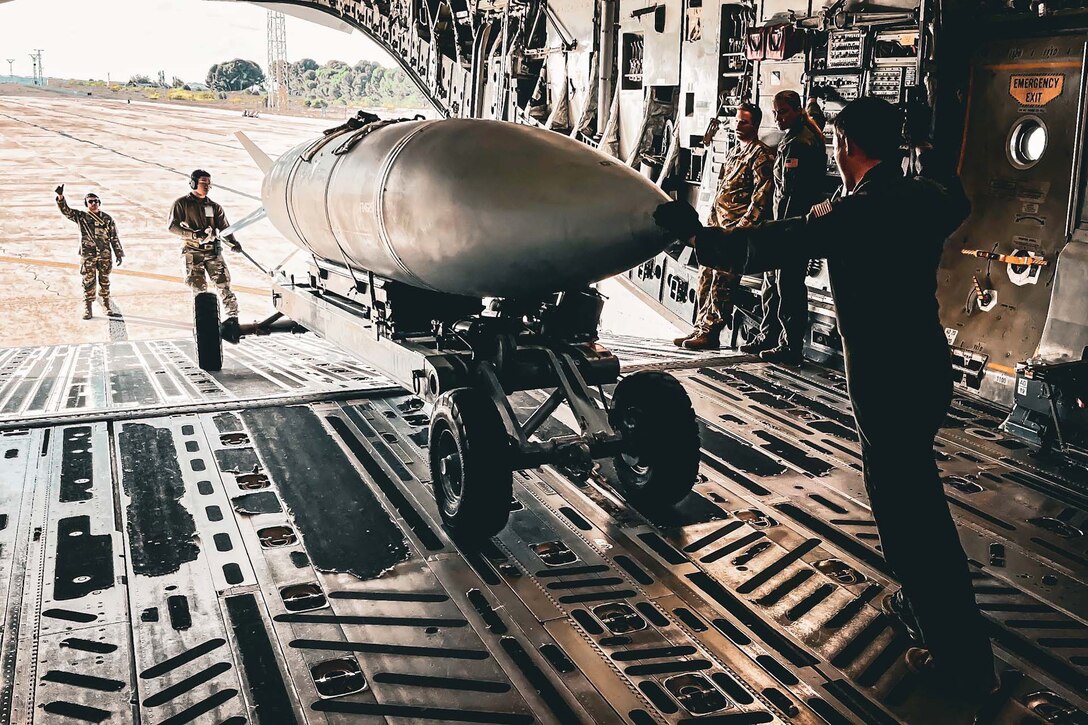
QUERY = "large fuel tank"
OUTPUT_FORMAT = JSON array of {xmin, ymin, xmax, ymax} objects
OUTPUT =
[{"xmin": 262, "ymin": 119, "xmax": 671, "ymax": 299}]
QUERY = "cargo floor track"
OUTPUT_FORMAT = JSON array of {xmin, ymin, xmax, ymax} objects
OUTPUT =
[{"xmin": 0, "ymin": 333, "xmax": 1084, "ymax": 724}]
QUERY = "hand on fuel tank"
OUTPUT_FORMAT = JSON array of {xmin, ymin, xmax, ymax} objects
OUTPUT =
[
  {"xmin": 653, "ymin": 201, "xmax": 702, "ymax": 245},
  {"xmin": 227, "ymin": 240, "xmax": 242, "ymax": 253}
]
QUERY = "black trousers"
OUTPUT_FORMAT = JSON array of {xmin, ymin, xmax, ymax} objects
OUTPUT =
[
  {"xmin": 848, "ymin": 355, "xmax": 994, "ymax": 686},
  {"xmin": 757, "ymin": 260, "xmax": 809, "ymax": 352}
]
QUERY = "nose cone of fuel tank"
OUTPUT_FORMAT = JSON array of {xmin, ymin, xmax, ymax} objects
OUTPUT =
[{"xmin": 379, "ymin": 120, "xmax": 671, "ymax": 297}]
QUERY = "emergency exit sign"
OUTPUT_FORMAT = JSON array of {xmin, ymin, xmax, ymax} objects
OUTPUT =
[{"xmin": 1009, "ymin": 74, "xmax": 1064, "ymax": 106}]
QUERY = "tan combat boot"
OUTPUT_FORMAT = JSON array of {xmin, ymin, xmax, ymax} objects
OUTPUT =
[
  {"xmin": 673, "ymin": 331, "xmax": 697, "ymax": 347},
  {"xmin": 100, "ymin": 297, "xmax": 113, "ymax": 316},
  {"xmin": 683, "ymin": 328, "xmax": 722, "ymax": 350},
  {"xmin": 81, "ymin": 301, "xmax": 92, "ymax": 320}
]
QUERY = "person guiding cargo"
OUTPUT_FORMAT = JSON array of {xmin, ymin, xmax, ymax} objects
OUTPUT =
[
  {"xmin": 654, "ymin": 97, "xmax": 1002, "ymax": 715},
  {"xmin": 168, "ymin": 169, "xmax": 242, "ymax": 327},
  {"xmin": 55, "ymin": 184, "xmax": 124, "ymax": 320}
]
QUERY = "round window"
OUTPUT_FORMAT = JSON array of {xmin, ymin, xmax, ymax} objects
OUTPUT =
[{"xmin": 1008, "ymin": 117, "xmax": 1047, "ymax": 169}]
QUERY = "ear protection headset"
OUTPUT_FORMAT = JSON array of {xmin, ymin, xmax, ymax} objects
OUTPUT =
[
  {"xmin": 83, "ymin": 194, "xmax": 100, "ymax": 208},
  {"xmin": 190, "ymin": 169, "xmax": 210, "ymax": 190}
]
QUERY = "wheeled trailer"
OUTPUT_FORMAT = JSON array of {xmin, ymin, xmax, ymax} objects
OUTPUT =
[{"xmin": 193, "ymin": 262, "xmax": 701, "ymax": 543}]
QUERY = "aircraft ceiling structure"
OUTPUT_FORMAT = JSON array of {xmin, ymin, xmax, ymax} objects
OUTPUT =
[
  {"xmin": 219, "ymin": 0, "xmax": 357, "ymax": 32},
  {"xmin": 232, "ymin": 0, "xmax": 564, "ymax": 121}
]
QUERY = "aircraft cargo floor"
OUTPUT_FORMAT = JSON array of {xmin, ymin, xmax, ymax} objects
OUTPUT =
[{"xmin": 0, "ymin": 333, "xmax": 1084, "ymax": 724}]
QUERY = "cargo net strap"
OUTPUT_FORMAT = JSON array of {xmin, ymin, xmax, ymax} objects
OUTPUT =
[
  {"xmin": 300, "ymin": 111, "xmax": 380, "ymax": 162},
  {"xmin": 332, "ymin": 113, "xmax": 428, "ymax": 156},
  {"xmin": 298, "ymin": 111, "xmax": 427, "ymax": 162}
]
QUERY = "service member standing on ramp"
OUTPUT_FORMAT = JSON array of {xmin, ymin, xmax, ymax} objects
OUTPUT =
[
  {"xmin": 169, "ymin": 170, "xmax": 242, "ymax": 325},
  {"xmin": 742, "ymin": 90, "xmax": 827, "ymax": 364},
  {"xmin": 654, "ymin": 97, "xmax": 1001, "ymax": 713},
  {"xmin": 55, "ymin": 185, "xmax": 125, "ymax": 320},
  {"xmin": 675, "ymin": 103, "xmax": 774, "ymax": 351}
]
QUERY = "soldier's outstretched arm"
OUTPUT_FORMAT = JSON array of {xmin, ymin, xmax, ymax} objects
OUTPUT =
[{"xmin": 694, "ymin": 193, "xmax": 877, "ymax": 274}]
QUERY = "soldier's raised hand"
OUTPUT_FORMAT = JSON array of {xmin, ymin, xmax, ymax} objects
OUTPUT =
[{"xmin": 55, "ymin": 184, "xmax": 64, "ymax": 198}]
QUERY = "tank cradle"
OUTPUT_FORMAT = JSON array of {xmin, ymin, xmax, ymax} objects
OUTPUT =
[{"xmin": 193, "ymin": 275, "xmax": 701, "ymax": 545}]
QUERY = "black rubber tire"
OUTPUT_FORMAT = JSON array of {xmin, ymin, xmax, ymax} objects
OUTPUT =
[
  {"xmin": 608, "ymin": 371, "xmax": 700, "ymax": 510},
  {"xmin": 194, "ymin": 292, "xmax": 223, "ymax": 372},
  {"xmin": 428, "ymin": 387, "xmax": 513, "ymax": 545}
]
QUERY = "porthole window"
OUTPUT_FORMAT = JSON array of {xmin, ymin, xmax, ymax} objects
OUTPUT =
[{"xmin": 1008, "ymin": 117, "xmax": 1047, "ymax": 169}]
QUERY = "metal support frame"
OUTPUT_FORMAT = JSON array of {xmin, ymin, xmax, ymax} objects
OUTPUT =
[
  {"xmin": 237, "ymin": 312, "xmax": 307, "ymax": 339},
  {"xmin": 271, "ymin": 274, "xmax": 624, "ymax": 475},
  {"xmin": 1045, "ymin": 386, "xmax": 1069, "ymax": 452},
  {"xmin": 522, "ymin": 388, "xmax": 565, "ymax": 439}
]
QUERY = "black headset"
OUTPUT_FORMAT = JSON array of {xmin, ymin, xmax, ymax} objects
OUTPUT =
[
  {"xmin": 189, "ymin": 169, "xmax": 210, "ymax": 190},
  {"xmin": 83, "ymin": 194, "xmax": 100, "ymax": 208}
]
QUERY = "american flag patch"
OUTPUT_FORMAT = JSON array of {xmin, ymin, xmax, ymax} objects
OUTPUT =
[{"xmin": 810, "ymin": 199, "xmax": 833, "ymax": 218}]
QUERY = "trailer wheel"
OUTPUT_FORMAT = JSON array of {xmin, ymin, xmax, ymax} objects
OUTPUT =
[
  {"xmin": 429, "ymin": 387, "xmax": 512, "ymax": 545},
  {"xmin": 609, "ymin": 371, "xmax": 700, "ymax": 510},
  {"xmin": 194, "ymin": 292, "xmax": 223, "ymax": 372}
]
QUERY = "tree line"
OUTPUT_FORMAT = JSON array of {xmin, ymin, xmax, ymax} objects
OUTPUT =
[{"xmin": 198, "ymin": 58, "xmax": 424, "ymax": 108}]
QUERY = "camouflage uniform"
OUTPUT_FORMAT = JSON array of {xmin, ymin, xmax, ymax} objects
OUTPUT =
[
  {"xmin": 57, "ymin": 197, "xmax": 123, "ymax": 304},
  {"xmin": 168, "ymin": 193, "xmax": 239, "ymax": 318},
  {"xmin": 693, "ymin": 139, "xmax": 775, "ymax": 334}
]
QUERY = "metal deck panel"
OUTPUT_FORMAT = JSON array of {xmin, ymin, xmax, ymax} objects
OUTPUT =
[{"xmin": 0, "ymin": 334, "xmax": 1084, "ymax": 724}]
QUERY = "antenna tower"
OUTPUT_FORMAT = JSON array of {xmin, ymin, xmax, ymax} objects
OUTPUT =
[
  {"xmin": 266, "ymin": 11, "xmax": 289, "ymax": 111},
  {"xmin": 29, "ymin": 50, "xmax": 44, "ymax": 85}
]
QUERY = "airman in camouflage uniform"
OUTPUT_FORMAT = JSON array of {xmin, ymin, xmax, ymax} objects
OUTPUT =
[
  {"xmin": 168, "ymin": 170, "xmax": 242, "ymax": 320},
  {"xmin": 55, "ymin": 185, "xmax": 124, "ymax": 319},
  {"xmin": 676, "ymin": 103, "xmax": 774, "ymax": 350}
]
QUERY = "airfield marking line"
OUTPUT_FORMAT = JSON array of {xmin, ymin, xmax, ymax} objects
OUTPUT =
[
  {"xmin": 0, "ymin": 255, "xmax": 268, "ymax": 296},
  {"xmin": 0, "ymin": 109, "xmax": 261, "ymax": 202},
  {"xmin": 0, "ymin": 109, "xmax": 170, "ymax": 218},
  {"xmin": 1, "ymin": 96, "xmax": 242, "ymax": 153}
]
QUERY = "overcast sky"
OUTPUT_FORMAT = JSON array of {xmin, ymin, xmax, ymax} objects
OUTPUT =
[{"xmin": 0, "ymin": 0, "xmax": 394, "ymax": 82}]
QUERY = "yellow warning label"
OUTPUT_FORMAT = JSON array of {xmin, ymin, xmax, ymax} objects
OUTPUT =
[{"xmin": 1009, "ymin": 74, "xmax": 1064, "ymax": 106}]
